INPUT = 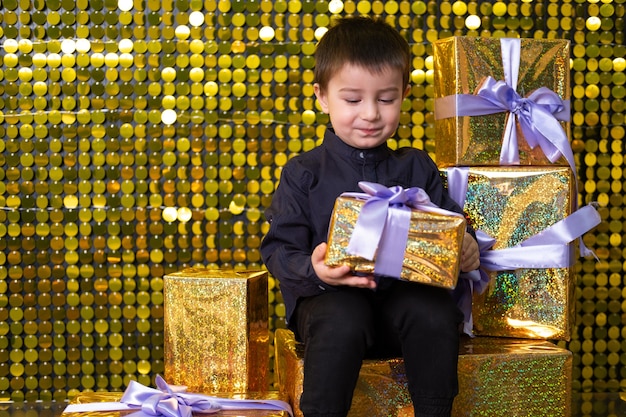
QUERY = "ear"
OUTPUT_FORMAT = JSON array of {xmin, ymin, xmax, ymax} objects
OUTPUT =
[{"xmin": 314, "ymin": 83, "xmax": 330, "ymax": 113}]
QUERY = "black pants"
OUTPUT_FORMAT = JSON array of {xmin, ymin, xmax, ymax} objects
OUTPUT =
[{"xmin": 292, "ymin": 278, "xmax": 463, "ymax": 417}]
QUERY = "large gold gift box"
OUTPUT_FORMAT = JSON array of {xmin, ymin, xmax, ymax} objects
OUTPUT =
[
  {"xmin": 62, "ymin": 392, "xmax": 291, "ymax": 417},
  {"xmin": 324, "ymin": 194, "xmax": 466, "ymax": 289},
  {"xmin": 274, "ymin": 329, "xmax": 572, "ymax": 417},
  {"xmin": 441, "ymin": 166, "xmax": 575, "ymax": 340},
  {"xmin": 433, "ymin": 36, "xmax": 570, "ymax": 167},
  {"xmin": 164, "ymin": 269, "xmax": 269, "ymax": 393}
]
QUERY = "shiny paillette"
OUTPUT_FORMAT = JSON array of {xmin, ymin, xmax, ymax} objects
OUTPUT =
[{"xmin": 324, "ymin": 195, "xmax": 465, "ymax": 289}]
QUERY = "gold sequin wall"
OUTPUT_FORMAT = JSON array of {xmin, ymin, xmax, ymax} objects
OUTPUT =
[{"xmin": 0, "ymin": 0, "xmax": 624, "ymax": 404}]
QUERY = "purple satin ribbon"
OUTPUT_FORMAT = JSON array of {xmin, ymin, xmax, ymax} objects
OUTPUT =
[
  {"xmin": 435, "ymin": 38, "xmax": 574, "ymax": 168},
  {"xmin": 344, "ymin": 181, "xmax": 463, "ymax": 279},
  {"xmin": 64, "ymin": 375, "xmax": 293, "ymax": 417},
  {"xmin": 446, "ymin": 168, "xmax": 490, "ymax": 336},
  {"xmin": 446, "ymin": 167, "xmax": 601, "ymax": 336},
  {"xmin": 447, "ymin": 167, "xmax": 600, "ymax": 261},
  {"xmin": 477, "ymin": 205, "xmax": 600, "ymax": 270}
]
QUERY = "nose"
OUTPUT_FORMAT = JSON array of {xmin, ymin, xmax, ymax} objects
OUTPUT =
[{"xmin": 360, "ymin": 101, "xmax": 380, "ymax": 121}]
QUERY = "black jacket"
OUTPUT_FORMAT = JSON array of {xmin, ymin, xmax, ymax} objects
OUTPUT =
[{"xmin": 260, "ymin": 129, "xmax": 468, "ymax": 323}]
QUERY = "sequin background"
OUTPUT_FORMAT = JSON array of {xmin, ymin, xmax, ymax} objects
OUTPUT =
[{"xmin": 0, "ymin": 0, "xmax": 623, "ymax": 405}]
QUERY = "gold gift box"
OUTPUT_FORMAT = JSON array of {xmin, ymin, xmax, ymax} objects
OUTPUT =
[
  {"xmin": 164, "ymin": 269, "xmax": 269, "ymax": 393},
  {"xmin": 63, "ymin": 392, "xmax": 291, "ymax": 417},
  {"xmin": 441, "ymin": 166, "xmax": 575, "ymax": 340},
  {"xmin": 325, "ymin": 195, "xmax": 466, "ymax": 289},
  {"xmin": 274, "ymin": 329, "xmax": 572, "ymax": 417},
  {"xmin": 433, "ymin": 36, "xmax": 570, "ymax": 167}
]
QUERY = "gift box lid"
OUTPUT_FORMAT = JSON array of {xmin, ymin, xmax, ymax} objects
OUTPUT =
[{"xmin": 164, "ymin": 268, "xmax": 267, "ymax": 281}]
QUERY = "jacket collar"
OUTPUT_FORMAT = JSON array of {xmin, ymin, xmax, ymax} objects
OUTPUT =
[{"xmin": 323, "ymin": 129, "xmax": 391, "ymax": 162}]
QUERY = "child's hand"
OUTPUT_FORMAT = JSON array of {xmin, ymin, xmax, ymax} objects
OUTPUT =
[
  {"xmin": 311, "ymin": 242, "xmax": 377, "ymax": 289},
  {"xmin": 460, "ymin": 232, "xmax": 480, "ymax": 272}
]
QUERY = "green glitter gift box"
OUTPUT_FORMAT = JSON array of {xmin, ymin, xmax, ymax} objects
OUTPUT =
[
  {"xmin": 441, "ymin": 166, "xmax": 576, "ymax": 340},
  {"xmin": 433, "ymin": 36, "xmax": 571, "ymax": 167}
]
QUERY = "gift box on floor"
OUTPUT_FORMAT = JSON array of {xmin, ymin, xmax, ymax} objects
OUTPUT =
[
  {"xmin": 164, "ymin": 269, "xmax": 269, "ymax": 393},
  {"xmin": 274, "ymin": 329, "xmax": 572, "ymax": 417},
  {"xmin": 433, "ymin": 36, "xmax": 571, "ymax": 167},
  {"xmin": 324, "ymin": 182, "xmax": 466, "ymax": 289},
  {"xmin": 454, "ymin": 337, "xmax": 572, "ymax": 416},
  {"xmin": 62, "ymin": 389, "xmax": 292, "ymax": 417},
  {"xmin": 441, "ymin": 166, "xmax": 577, "ymax": 340}
]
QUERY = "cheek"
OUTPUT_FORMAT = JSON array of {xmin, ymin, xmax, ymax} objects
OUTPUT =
[
  {"xmin": 328, "ymin": 102, "xmax": 353, "ymax": 120},
  {"xmin": 381, "ymin": 106, "xmax": 402, "ymax": 122},
  {"xmin": 386, "ymin": 105, "xmax": 402, "ymax": 120}
]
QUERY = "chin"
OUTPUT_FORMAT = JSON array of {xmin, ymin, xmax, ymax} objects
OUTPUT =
[{"xmin": 356, "ymin": 138, "xmax": 387, "ymax": 149}]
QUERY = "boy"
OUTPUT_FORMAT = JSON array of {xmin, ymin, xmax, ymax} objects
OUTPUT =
[{"xmin": 261, "ymin": 17, "xmax": 480, "ymax": 417}]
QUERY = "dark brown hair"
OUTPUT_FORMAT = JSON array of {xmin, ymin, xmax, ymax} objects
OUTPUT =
[{"xmin": 314, "ymin": 16, "xmax": 411, "ymax": 91}]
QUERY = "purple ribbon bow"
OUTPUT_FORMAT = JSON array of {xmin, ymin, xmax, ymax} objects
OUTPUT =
[
  {"xmin": 458, "ymin": 77, "xmax": 572, "ymax": 166},
  {"xmin": 64, "ymin": 375, "xmax": 293, "ymax": 417},
  {"xmin": 120, "ymin": 376, "xmax": 221, "ymax": 417},
  {"xmin": 344, "ymin": 181, "xmax": 462, "ymax": 279}
]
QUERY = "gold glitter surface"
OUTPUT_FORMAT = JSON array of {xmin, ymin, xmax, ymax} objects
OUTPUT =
[
  {"xmin": 433, "ymin": 37, "xmax": 570, "ymax": 167},
  {"xmin": 273, "ymin": 329, "xmax": 305, "ymax": 417},
  {"xmin": 64, "ymin": 392, "xmax": 290, "ymax": 417},
  {"xmin": 454, "ymin": 337, "xmax": 572, "ymax": 417},
  {"xmin": 274, "ymin": 329, "xmax": 572, "ymax": 417},
  {"xmin": 164, "ymin": 269, "xmax": 269, "ymax": 394},
  {"xmin": 442, "ymin": 166, "xmax": 575, "ymax": 340},
  {"xmin": 325, "ymin": 196, "xmax": 466, "ymax": 289}
]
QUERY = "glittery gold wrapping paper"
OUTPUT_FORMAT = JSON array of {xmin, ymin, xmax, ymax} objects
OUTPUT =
[
  {"xmin": 164, "ymin": 269, "xmax": 269, "ymax": 394},
  {"xmin": 273, "ymin": 329, "xmax": 305, "ymax": 417},
  {"xmin": 325, "ymin": 196, "xmax": 466, "ymax": 289},
  {"xmin": 274, "ymin": 329, "xmax": 571, "ymax": 417},
  {"xmin": 433, "ymin": 36, "xmax": 570, "ymax": 167},
  {"xmin": 63, "ymin": 392, "xmax": 291, "ymax": 417},
  {"xmin": 441, "ymin": 166, "xmax": 575, "ymax": 340},
  {"xmin": 453, "ymin": 337, "xmax": 572, "ymax": 417}
]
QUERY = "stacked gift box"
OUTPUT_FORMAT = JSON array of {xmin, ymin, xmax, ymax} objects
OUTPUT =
[
  {"xmin": 430, "ymin": 36, "xmax": 601, "ymax": 415},
  {"xmin": 433, "ymin": 36, "xmax": 600, "ymax": 341}
]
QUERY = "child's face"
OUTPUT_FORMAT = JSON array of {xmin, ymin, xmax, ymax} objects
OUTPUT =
[{"xmin": 314, "ymin": 63, "xmax": 410, "ymax": 149}]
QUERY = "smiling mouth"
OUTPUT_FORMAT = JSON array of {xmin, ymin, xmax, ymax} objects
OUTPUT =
[{"xmin": 359, "ymin": 128, "xmax": 380, "ymax": 136}]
